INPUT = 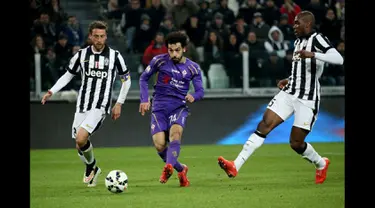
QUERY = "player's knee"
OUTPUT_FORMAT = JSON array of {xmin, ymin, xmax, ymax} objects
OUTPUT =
[
  {"xmin": 152, "ymin": 132, "xmax": 166, "ymax": 150},
  {"xmin": 170, "ymin": 131, "xmax": 182, "ymax": 141},
  {"xmin": 76, "ymin": 138, "xmax": 87, "ymax": 148},
  {"xmin": 75, "ymin": 129, "xmax": 89, "ymax": 148}
]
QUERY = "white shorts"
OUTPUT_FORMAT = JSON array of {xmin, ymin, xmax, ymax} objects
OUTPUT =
[
  {"xmin": 71, "ymin": 108, "xmax": 106, "ymax": 139},
  {"xmin": 267, "ymin": 91, "xmax": 319, "ymax": 131}
]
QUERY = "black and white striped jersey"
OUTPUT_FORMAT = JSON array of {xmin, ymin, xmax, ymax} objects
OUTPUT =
[
  {"xmin": 283, "ymin": 32, "xmax": 333, "ymax": 101},
  {"xmin": 67, "ymin": 45, "xmax": 129, "ymax": 114}
]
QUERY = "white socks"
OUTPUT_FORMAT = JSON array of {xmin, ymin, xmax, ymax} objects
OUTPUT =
[
  {"xmin": 234, "ymin": 132, "xmax": 265, "ymax": 171},
  {"xmin": 78, "ymin": 151, "xmax": 88, "ymax": 164},
  {"xmin": 302, "ymin": 143, "xmax": 326, "ymax": 169},
  {"xmin": 81, "ymin": 141, "xmax": 95, "ymax": 165},
  {"xmin": 232, "ymin": 135, "xmax": 325, "ymax": 172}
]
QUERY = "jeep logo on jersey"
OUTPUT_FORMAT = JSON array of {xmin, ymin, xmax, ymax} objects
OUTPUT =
[{"xmin": 85, "ymin": 68, "xmax": 108, "ymax": 79}]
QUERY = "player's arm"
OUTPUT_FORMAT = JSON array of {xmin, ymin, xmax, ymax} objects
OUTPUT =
[
  {"xmin": 50, "ymin": 51, "xmax": 81, "ymax": 94},
  {"xmin": 114, "ymin": 51, "xmax": 131, "ymax": 105},
  {"xmin": 139, "ymin": 56, "xmax": 160, "ymax": 103},
  {"xmin": 41, "ymin": 51, "xmax": 81, "ymax": 104},
  {"xmin": 190, "ymin": 64, "xmax": 204, "ymax": 101},
  {"xmin": 277, "ymin": 77, "xmax": 290, "ymax": 89},
  {"xmin": 312, "ymin": 34, "xmax": 343, "ymax": 65}
]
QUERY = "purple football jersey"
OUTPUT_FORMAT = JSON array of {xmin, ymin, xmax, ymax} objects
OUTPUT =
[{"xmin": 139, "ymin": 54, "xmax": 204, "ymax": 105}]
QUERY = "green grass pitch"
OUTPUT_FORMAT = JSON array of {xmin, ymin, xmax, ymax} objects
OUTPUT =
[{"xmin": 30, "ymin": 143, "xmax": 344, "ymax": 208}]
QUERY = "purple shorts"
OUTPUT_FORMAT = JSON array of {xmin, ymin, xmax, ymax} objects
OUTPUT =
[{"xmin": 150, "ymin": 102, "xmax": 189, "ymax": 135}]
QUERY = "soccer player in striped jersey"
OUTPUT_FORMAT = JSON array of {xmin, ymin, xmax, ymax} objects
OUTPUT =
[
  {"xmin": 218, "ymin": 11, "xmax": 344, "ymax": 184},
  {"xmin": 139, "ymin": 31, "xmax": 204, "ymax": 187},
  {"xmin": 41, "ymin": 21, "xmax": 131, "ymax": 187}
]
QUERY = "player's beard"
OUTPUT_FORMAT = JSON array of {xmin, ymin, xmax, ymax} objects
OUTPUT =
[
  {"xmin": 93, "ymin": 43, "xmax": 104, "ymax": 52},
  {"xmin": 171, "ymin": 56, "xmax": 181, "ymax": 63}
]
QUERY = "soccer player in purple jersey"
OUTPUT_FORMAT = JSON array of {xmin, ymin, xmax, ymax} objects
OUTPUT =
[{"xmin": 139, "ymin": 31, "xmax": 204, "ymax": 187}]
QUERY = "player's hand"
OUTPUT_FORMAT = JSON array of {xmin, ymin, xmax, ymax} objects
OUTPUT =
[
  {"xmin": 41, "ymin": 91, "xmax": 53, "ymax": 105},
  {"xmin": 139, "ymin": 102, "xmax": 150, "ymax": 116},
  {"xmin": 277, "ymin": 79, "xmax": 289, "ymax": 89},
  {"xmin": 295, "ymin": 50, "xmax": 315, "ymax": 59},
  {"xmin": 185, "ymin": 94, "xmax": 195, "ymax": 103},
  {"xmin": 111, "ymin": 103, "xmax": 122, "ymax": 121}
]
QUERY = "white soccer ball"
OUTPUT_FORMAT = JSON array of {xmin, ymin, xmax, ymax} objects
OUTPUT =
[{"xmin": 105, "ymin": 170, "xmax": 128, "ymax": 193}]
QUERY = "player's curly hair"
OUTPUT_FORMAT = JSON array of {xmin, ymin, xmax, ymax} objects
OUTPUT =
[
  {"xmin": 165, "ymin": 31, "xmax": 188, "ymax": 48},
  {"xmin": 88, "ymin": 21, "xmax": 108, "ymax": 34}
]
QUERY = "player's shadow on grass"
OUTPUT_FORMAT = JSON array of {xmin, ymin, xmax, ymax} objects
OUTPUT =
[
  {"xmin": 66, "ymin": 185, "xmax": 136, "ymax": 196},
  {"xmin": 187, "ymin": 177, "xmax": 282, "ymax": 188}
]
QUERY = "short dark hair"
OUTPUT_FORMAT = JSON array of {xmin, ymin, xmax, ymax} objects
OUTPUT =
[
  {"xmin": 165, "ymin": 31, "xmax": 188, "ymax": 48},
  {"xmin": 88, "ymin": 21, "xmax": 108, "ymax": 34},
  {"xmin": 297, "ymin": 11, "xmax": 315, "ymax": 26}
]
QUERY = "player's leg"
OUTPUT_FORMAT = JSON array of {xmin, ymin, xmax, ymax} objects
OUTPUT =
[
  {"xmin": 151, "ymin": 112, "xmax": 175, "ymax": 183},
  {"xmin": 166, "ymin": 107, "xmax": 190, "ymax": 187},
  {"xmin": 167, "ymin": 125, "xmax": 184, "ymax": 173},
  {"xmin": 168, "ymin": 124, "xmax": 190, "ymax": 187},
  {"xmin": 153, "ymin": 131, "xmax": 167, "ymax": 163},
  {"xmin": 153, "ymin": 130, "xmax": 184, "ymax": 171},
  {"xmin": 75, "ymin": 140, "xmax": 102, "ymax": 187},
  {"xmin": 73, "ymin": 132, "xmax": 88, "ymax": 165},
  {"xmin": 77, "ymin": 149, "xmax": 88, "ymax": 164},
  {"xmin": 218, "ymin": 91, "xmax": 294, "ymax": 177},
  {"xmin": 153, "ymin": 132, "xmax": 174, "ymax": 183},
  {"xmin": 72, "ymin": 112, "xmax": 88, "ymax": 165},
  {"xmin": 75, "ymin": 109, "xmax": 105, "ymax": 186},
  {"xmin": 150, "ymin": 112, "xmax": 168, "ymax": 161},
  {"xmin": 291, "ymin": 100, "xmax": 330, "ymax": 184},
  {"xmin": 166, "ymin": 107, "xmax": 188, "ymax": 171}
]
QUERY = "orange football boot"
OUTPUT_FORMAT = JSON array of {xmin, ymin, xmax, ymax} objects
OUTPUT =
[
  {"xmin": 178, "ymin": 164, "xmax": 190, "ymax": 187},
  {"xmin": 315, "ymin": 157, "xmax": 330, "ymax": 184},
  {"xmin": 159, "ymin": 163, "xmax": 174, "ymax": 184},
  {"xmin": 218, "ymin": 156, "xmax": 238, "ymax": 178}
]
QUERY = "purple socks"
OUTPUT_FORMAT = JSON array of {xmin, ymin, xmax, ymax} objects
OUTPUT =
[
  {"xmin": 157, "ymin": 140, "xmax": 183, "ymax": 172},
  {"xmin": 157, "ymin": 148, "xmax": 167, "ymax": 163},
  {"xmin": 166, "ymin": 140, "xmax": 180, "ymax": 166}
]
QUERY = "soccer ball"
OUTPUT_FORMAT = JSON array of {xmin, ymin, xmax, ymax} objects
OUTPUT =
[{"xmin": 105, "ymin": 170, "xmax": 128, "ymax": 193}]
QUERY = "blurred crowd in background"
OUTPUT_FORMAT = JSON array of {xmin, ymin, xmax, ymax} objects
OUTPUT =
[{"xmin": 29, "ymin": 0, "xmax": 345, "ymax": 92}]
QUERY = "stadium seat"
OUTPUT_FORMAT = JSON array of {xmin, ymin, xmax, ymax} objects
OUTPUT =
[
  {"xmin": 201, "ymin": 73, "xmax": 208, "ymax": 89},
  {"xmin": 195, "ymin": 46, "xmax": 204, "ymax": 63},
  {"xmin": 207, "ymin": 63, "xmax": 229, "ymax": 89}
]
